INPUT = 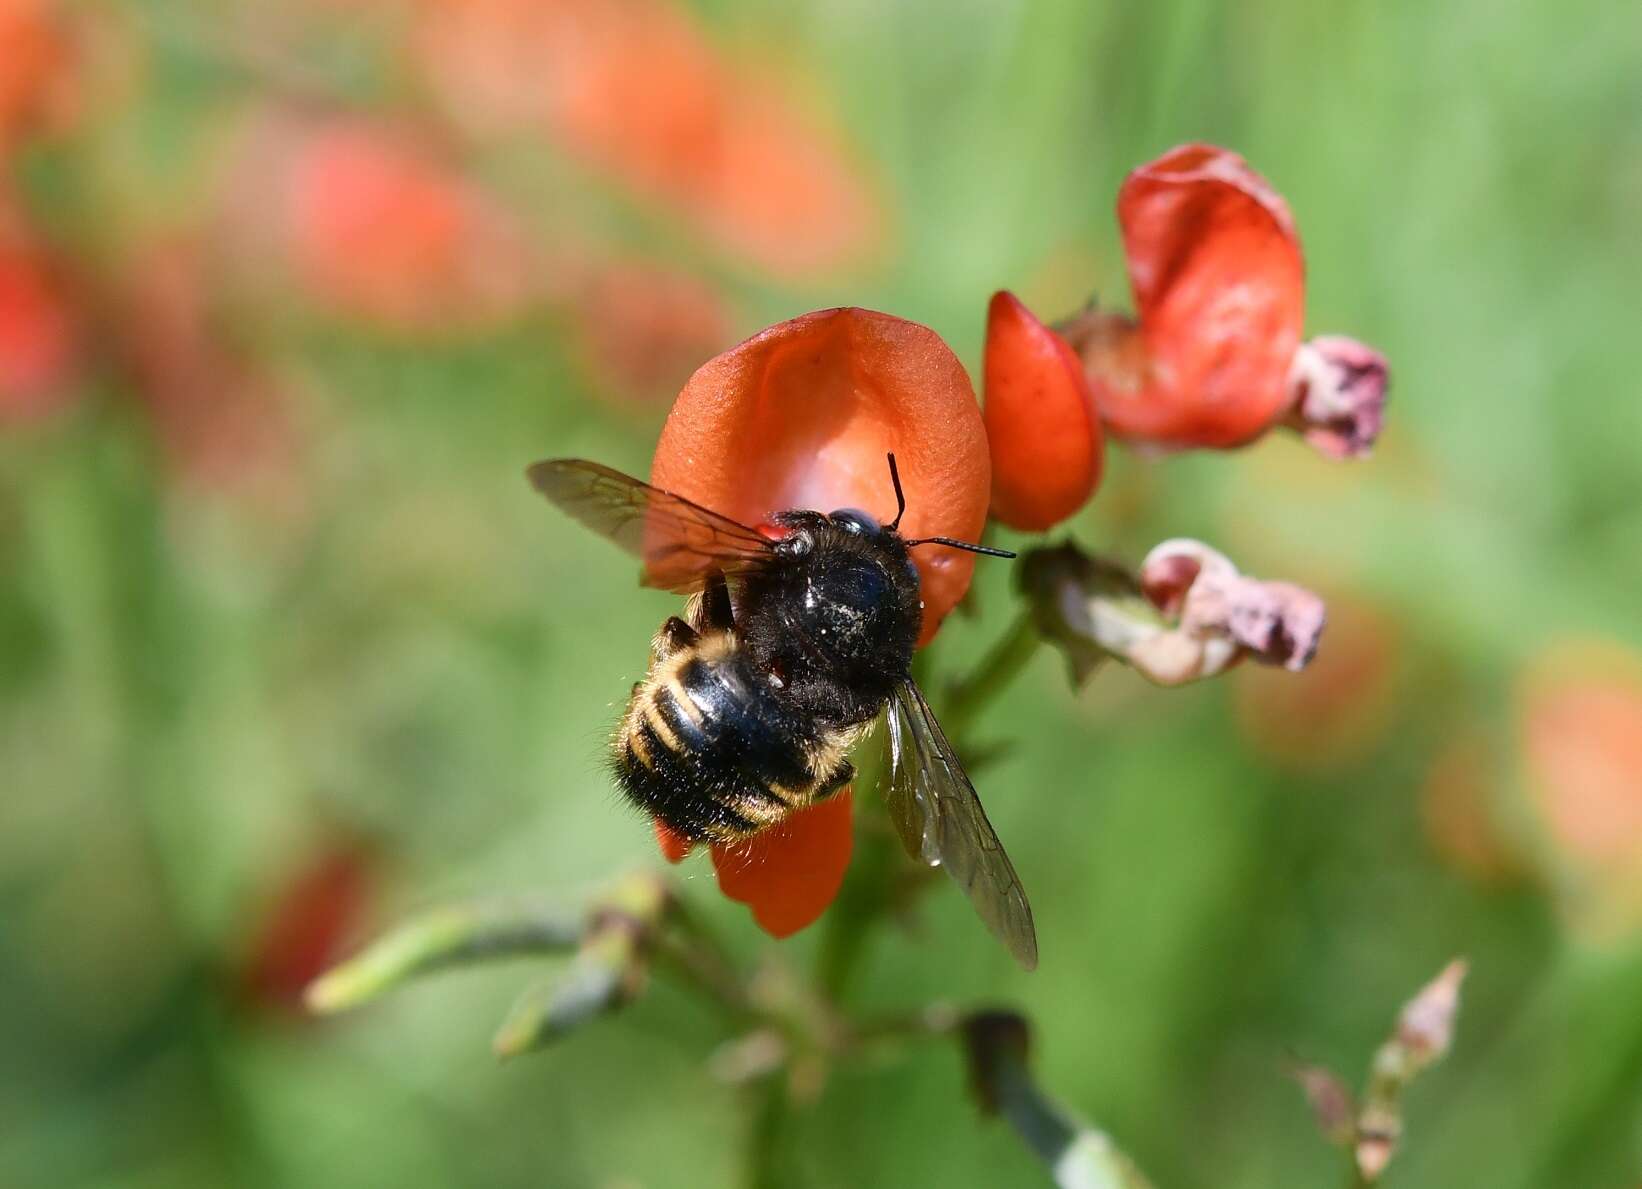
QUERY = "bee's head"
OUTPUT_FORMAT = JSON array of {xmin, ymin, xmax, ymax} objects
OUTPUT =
[{"xmin": 744, "ymin": 456, "xmax": 1014, "ymax": 718}]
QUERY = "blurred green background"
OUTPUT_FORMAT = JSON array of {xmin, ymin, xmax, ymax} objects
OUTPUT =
[{"xmin": 4, "ymin": 0, "xmax": 1642, "ymax": 1186}]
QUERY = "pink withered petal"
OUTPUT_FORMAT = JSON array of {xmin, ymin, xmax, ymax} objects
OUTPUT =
[
  {"xmin": 1285, "ymin": 335, "xmax": 1390, "ymax": 459},
  {"xmin": 1141, "ymin": 539, "xmax": 1326, "ymax": 675}
]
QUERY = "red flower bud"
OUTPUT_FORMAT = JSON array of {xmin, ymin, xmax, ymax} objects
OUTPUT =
[
  {"xmin": 1064, "ymin": 143, "xmax": 1305, "ymax": 450},
  {"xmin": 650, "ymin": 307, "xmax": 991, "ymax": 645},
  {"xmin": 982, "ymin": 290, "xmax": 1103, "ymax": 531}
]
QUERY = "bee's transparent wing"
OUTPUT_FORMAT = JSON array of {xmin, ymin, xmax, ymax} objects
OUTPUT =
[
  {"xmin": 884, "ymin": 678, "xmax": 1038, "ymax": 970},
  {"xmin": 527, "ymin": 459, "xmax": 776, "ymax": 592}
]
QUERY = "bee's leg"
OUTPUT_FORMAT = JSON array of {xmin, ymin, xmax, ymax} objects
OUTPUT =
[
  {"xmin": 652, "ymin": 616, "xmax": 700, "ymax": 663},
  {"xmin": 696, "ymin": 569, "xmax": 735, "ymax": 632}
]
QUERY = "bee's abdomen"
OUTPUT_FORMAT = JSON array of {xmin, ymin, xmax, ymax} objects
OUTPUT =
[{"xmin": 613, "ymin": 641, "xmax": 837, "ymax": 843}]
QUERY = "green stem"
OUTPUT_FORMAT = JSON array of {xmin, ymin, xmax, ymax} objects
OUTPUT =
[
  {"xmin": 743, "ymin": 1076, "xmax": 789, "ymax": 1189},
  {"xmin": 651, "ymin": 929, "xmax": 753, "ymax": 1018},
  {"xmin": 941, "ymin": 610, "xmax": 1041, "ymax": 740}
]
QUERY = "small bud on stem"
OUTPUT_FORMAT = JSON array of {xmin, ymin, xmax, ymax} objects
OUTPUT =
[{"xmin": 1291, "ymin": 958, "xmax": 1468, "ymax": 1185}]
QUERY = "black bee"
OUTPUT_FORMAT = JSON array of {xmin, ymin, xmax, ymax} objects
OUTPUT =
[{"xmin": 528, "ymin": 454, "xmax": 1037, "ymax": 969}]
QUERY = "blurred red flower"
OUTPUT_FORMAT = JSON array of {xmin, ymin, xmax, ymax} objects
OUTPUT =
[
  {"xmin": 1060, "ymin": 144, "xmax": 1387, "ymax": 454},
  {"xmin": 1518, "ymin": 641, "xmax": 1642, "ymax": 937},
  {"xmin": 113, "ymin": 241, "xmax": 296, "ymax": 487},
  {"xmin": 982, "ymin": 290, "xmax": 1104, "ymax": 531},
  {"xmin": 1421, "ymin": 728, "xmax": 1523, "ymax": 885},
  {"xmin": 0, "ymin": 0, "xmax": 74, "ymax": 153},
  {"xmin": 0, "ymin": 200, "xmax": 76, "ymax": 422},
  {"xmin": 242, "ymin": 841, "xmax": 376, "ymax": 1012},
  {"xmin": 228, "ymin": 115, "xmax": 536, "ymax": 333},
  {"xmin": 569, "ymin": 258, "xmax": 734, "ymax": 403},
  {"xmin": 413, "ymin": 0, "xmax": 883, "ymax": 281},
  {"xmin": 1234, "ymin": 594, "xmax": 1400, "ymax": 772},
  {"xmin": 647, "ymin": 307, "xmax": 991, "ymax": 936}
]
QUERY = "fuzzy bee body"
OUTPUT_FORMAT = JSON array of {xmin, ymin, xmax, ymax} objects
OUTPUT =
[
  {"xmin": 530, "ymin": 456, "xmax": 1040, "ymax": 969},
  {"xmin": 614, "ymin": 624, "xmax": 861, "ymax": 843},
  {"xmin": 613, "ymin": 504, "xmax": 909, "ymax": 843}
]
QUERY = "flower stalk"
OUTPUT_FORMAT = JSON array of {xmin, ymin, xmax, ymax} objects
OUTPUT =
[
  {"xmin": 304, "ymin": 898, "xmax": 584, "ymax": 1014},
  {"xmin": 963, "ymin": 1012, "xmax": 1156, "ymax": 1189}
]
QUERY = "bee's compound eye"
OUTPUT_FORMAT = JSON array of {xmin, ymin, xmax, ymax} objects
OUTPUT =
[{"xmin": 830, "ymin": 508, "xmax": 879, "ymax": 535}]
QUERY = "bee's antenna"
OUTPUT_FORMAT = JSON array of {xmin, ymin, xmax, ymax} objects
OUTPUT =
[
  {"xmin": 883, "ymin": 452, "xmax": 1009, "ymax": 557},
  {"xmin": 904, "ymin": 536, "xmax": 1017, "ymax": 559},
  {"xmin": 885, "ymin": 453, "xmax": 907, "ymax": 532}
]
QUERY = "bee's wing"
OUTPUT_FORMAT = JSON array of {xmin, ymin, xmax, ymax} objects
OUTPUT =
[
  {"xmin": 884, "ymin": 677, "xmax": 1038, "ymax": 970},
  {"xmin": 527, "ymin": 459, "xmax": 777, "ymax": 593}
]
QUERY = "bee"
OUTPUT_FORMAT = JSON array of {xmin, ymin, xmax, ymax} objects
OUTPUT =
[{"xmin": 528, "ymin": 454, "xmax": 1037, "ymax": 969}]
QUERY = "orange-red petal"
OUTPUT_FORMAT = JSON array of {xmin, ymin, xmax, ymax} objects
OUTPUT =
[
  {"xmin": 1084, "ymin": 143, "xmax": 1305, "ymax": 450},
  {"xmin": 650, "ymin": 307, "xmax": 990, "ymax": 645},
  {"xmin": 0, "ymin": 0, "xmax": 74, "ymax": 152},
  {"xmin": 653, "ymin": 817, "xmax": 696, "ymax": 864},
  {"xmin": 982, "ymin": 290, "xmax": 1103, "ymax": 531},
  {"xmin": 709, "ymin": 789, "xmax": 854, "ymax": 938}
]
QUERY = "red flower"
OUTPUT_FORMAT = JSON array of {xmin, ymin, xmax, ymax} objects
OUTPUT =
[
  {"xmin": 226, "ymin": 114, "xmax": 536, "ymax": 334},
  {"xmin": 243, "ymin": 842, "xmax": 376, "ymax": 1012},
  {"xmin": 413, "ymin": 0, "xmax": 883, "ymax": 280},
  {"xmin": 1518, "ymin": 641, "xmax": 1642, "ymax": 938},
  {"xmin": 982, "ymin": 290, "xmax": 1104, "ymax": 531},
  {"xmin": 1060, "ymin": 143, "xmax": 1387, "ymax": 454},
  {"xmin": 647, "ymin": 307, "xmax": 991, "ymax": 936},
  {"xmin": 112, "ymin": 241, "xmax": 295, "ymax": 489},
  {"xmin": 0, "ymin": 0, "xmax": 74, "ymax": 154},
  {"xmin": 0, "ymin": 224, "xmax": 75, "ymax": 422},
  {"xmin": 569, "ymin": 258, "xmax": 734, "ymax": 403}
]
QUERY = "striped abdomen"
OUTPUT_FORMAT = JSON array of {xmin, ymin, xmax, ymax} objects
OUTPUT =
[{"xmin": 613, "ymin": 634, "xmax": 855, "ymax": 843}]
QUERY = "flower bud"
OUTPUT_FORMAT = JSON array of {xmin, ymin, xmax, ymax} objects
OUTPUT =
[{"xmin": 982, "ymin": 290, "xmax": 1103, "ymax": 531}]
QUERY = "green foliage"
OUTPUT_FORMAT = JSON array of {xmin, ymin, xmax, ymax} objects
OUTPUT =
[{"xmin": 3, "ymin": 1, "xmax": 1641, "ymax": 1186}]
